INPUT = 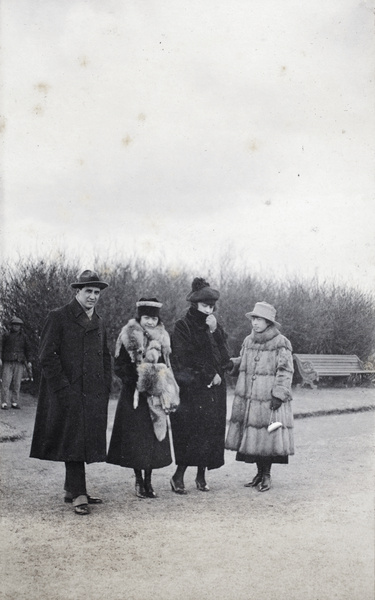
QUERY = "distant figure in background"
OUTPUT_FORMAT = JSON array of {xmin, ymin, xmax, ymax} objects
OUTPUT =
[
  {"xmin": 169, "ymin": 277, "xmax": 232, "ymax": 494},
  {"xmin": 107, "ymin": 298, "xmax": 179, "ymax": 499},
  {"xmin": 225, "ymin": 302, "xmax": 294, "ymax": 492},
  {"xmin": 1, "ymin": 316, "xmax": 32, "ymax": 410},
  {"xmin": 30, "ymin": 270, "xmax": 112, "ymax": 515}
]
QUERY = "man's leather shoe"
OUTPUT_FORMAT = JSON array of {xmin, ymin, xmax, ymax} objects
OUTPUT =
[{"xmin": 64, "ymin": 495, "xmax": 103, "ymax": 504}]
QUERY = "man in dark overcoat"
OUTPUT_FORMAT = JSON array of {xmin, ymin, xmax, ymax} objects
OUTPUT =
[{"xmin": 30, "ymin": 270, "xmax": 112, "ymax": 515}]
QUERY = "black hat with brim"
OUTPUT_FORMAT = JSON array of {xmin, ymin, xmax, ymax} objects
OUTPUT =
[
  {"xmin": 71, "ymin": 270, "xmax": 109, "ymax": 290},
  {"xmin": 186, "ymin": 277, "xmax": 220, "ymax": 304}
]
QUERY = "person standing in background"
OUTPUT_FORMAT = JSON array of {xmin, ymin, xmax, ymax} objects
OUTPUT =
[{"xmin": 1, "ymin": 316, "xmax": 32, "ymax": 410}]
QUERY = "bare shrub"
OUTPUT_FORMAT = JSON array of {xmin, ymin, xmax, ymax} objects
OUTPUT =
[{"xmin": 1, "ymin": 254, "xmax": 374, "ymax": 394}]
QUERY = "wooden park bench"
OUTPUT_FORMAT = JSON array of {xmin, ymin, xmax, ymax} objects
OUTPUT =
[{"xmin": 293, "ymin": 354, "xmax": 375, "ymax": 388}]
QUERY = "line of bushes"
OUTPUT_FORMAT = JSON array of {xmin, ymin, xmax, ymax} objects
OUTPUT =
[{"xmin": 1, "ymin": 254, "xmax": 374, "ymax": 391}]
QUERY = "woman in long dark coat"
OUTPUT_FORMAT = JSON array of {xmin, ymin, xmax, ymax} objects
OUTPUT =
[
  {"xmin": 169, "ymin": 278, "xmax": 231, "ymax": 494},
  {"xmin": 107, "ymin": 298, "xmax": 178, "ymax": 498}
]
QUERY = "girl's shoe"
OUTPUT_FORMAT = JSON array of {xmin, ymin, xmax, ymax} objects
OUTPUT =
[
  {"xmin": 144, "ymin": 483, "xmax": 157, "ymax": 498},
  {"xmin": 244, "ymin": 473, "xmax": 263, "ymax": 488},
  {"xmin": 11, "ymin": 403, "xmax": 20, "ymax": 409},
  {"xmin": 135, "ymin": 481, "xmax": 147, "ymax": 498},
  {"xmin": 258, "ymin": 475, "xmax": 271, "ymax": 492},
  {"xmin": 1, "ymin": 403, "xmax": 8, "ymax": 410}
]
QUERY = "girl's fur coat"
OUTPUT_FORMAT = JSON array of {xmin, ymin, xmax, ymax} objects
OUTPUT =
[{"xmin": 225, "ymin": 325, "xmax": 294, "ymax": 458}]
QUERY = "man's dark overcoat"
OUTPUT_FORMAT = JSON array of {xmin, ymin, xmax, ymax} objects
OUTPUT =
[
  {"xmin": 30, "ymin": 298, "xmax": 112, "ymax": 463},
  {"xmin": 170, "ymin": 307, "xmax": 230, "ymax": 470}
]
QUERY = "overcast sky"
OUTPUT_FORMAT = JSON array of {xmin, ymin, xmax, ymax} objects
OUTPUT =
[{"xmin": 1, "ymin": 0, "xmax": 374, "ymax": 289}]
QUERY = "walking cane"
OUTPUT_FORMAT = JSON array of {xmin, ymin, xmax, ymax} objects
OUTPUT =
[{"xmin": 166, "ymin": 415, "xmax": 176, "ymax": 464}]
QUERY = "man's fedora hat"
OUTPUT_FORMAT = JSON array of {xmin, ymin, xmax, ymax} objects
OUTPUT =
[
  {"xmin": 70, "ymin": 270, "xmax": 109, "ymax": 290},
  {"xmin": 246, "ymin": 301, "xmax": 281, "ymax": 328}
]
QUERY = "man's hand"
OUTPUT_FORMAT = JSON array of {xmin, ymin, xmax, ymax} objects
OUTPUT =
[{"xmin": 206, "ymin": 314, "xmax": 217, "ymax": 333}]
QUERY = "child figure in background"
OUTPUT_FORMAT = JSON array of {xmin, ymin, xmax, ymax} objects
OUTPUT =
[{"xmin": 225, "ymin": 302, "xmax": 294, "ymax": 492}]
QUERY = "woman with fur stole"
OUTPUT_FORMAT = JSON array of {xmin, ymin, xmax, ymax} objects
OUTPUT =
[
  {"xmin": 169, "ymin": 278, "xmax": 231, "ymax": 494},
  {"xmin": 225, "ymin": 302, "xmax": 294, "ymax": 492},
  {"xmin": 107, "ymin": 298, "xmax": 179, "ymax": 498}
]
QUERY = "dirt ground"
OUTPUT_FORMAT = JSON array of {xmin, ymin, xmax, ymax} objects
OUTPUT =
[{"xmin": 0, "ymin": 388, "xmax": 374, "ymax": 600}]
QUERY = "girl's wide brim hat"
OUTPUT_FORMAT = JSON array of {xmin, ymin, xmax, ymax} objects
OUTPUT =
[
  {"xmin": 186, "ymin": 277, "xmax": 220, "ymax": 304},
  {"xmin": 246, "ymin": 301, "xmax": 281, "ymax": 328},
  {"xmin": 71, "ymin": 270, "xmax": 109, "ymax": 290}
]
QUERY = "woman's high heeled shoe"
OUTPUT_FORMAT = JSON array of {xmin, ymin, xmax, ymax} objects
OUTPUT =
[
  {"xmin": 170, "ymin": 477, "xmax": 187, "ymax": 495},
  {"xmin": 195, "ymin": 479, "xmax": 210, "ymax": 492}
]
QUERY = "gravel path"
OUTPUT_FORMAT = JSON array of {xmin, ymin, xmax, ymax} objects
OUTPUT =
[{"xmin": 1, "ymin": 388, "xmax": 374, "ymax": 600}]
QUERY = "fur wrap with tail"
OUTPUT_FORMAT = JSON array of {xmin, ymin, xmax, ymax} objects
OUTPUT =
[
  {"xmin": 137, "ymin": 341, "xmax": 180, "ymax": 441},
  {"xmin": 116, "ymin": 321, "xmax": 179, "ymax": 441},
  {"xmin": 115, "ymin": 319, "xmax": 171, "ymax": 367}
]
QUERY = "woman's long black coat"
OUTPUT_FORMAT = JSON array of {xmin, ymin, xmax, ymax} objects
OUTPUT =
[
  {"xmin": 30, "ymin": 299, "xmax": 112, "ymax": 463},
  {"xmin": 106, "ymin": 345, "xmax": 172, "ymax": 470},
  {"xmin": 170, "ymin": 307, "xmax": 230, "ymax": 470}
]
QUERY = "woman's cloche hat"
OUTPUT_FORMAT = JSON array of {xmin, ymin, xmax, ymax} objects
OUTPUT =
[
  {"xmin": 246, "ymin": 301, "xmax": 281, "ymax": 328},
  {"xmin": 71, "ymin": 270, "xmax": 109, "ymax": 290},
  {"xmin": 186, "ymin": 277, "xmax": 220, "ymax": 304}
]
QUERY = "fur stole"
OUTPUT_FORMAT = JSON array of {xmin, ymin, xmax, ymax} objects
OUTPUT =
[
  {"xmin": 136, "ymin": 340, "xmax": 180, "ymax": 441},
  {"xmin": 115, "ymin": 318, "xmax": 171, "ymax": 367}
]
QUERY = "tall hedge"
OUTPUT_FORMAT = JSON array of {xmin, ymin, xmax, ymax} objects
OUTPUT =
[{"xmin": 1, "ymin": 255, "xmax": 374, "ymax": 391}]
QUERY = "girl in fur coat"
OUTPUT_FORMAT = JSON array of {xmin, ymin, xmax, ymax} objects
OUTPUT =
[
  {"xmin": 225, "ymin": 302, "xmax": 294, "ymax": 492},
  {"xmin": 107, "ymin": 298, "xmax": 179, "ymax": 499}
]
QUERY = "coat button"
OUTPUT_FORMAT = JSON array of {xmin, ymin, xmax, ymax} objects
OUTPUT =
[
  {"xmin": 252, "ymin": 375, "xmax": 256, "ymax": 380},
  {"xmin": 254, "ymin": 357, "xmax": 260, "ymax": 362}
]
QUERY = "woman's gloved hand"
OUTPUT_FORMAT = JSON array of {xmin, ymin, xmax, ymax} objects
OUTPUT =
[
  {"xmin": 206, "ymin": 314, "xmax": 217, "ymax": 333},
  {"xmin": 209, "ymin": 374, "xmax": 222, "ymax": 387},
  {"xmin": 270, "ymin": 396, "xmax": 283, "ymax": 410}
]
